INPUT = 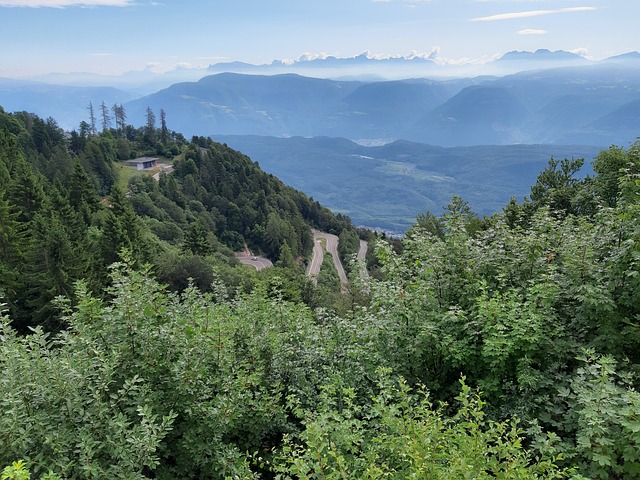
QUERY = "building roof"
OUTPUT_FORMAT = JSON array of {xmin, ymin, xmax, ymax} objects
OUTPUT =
[{"xmin": 123, "ymin": 156, "xmax": 159, "ymax": 166}]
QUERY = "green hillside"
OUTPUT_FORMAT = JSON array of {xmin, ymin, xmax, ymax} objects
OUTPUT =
[{"xmin": 0, "ymin": 106, "xmax": 354, "ymax": 331}]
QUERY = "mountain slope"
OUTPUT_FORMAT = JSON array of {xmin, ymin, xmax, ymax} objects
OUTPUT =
[
  {"xmin": 125, "ymin": 73, "xmax": 364, "ymax": 137},
  {"xmin": 125, "ymin": 65, "xmax": 640, "ymax": 147},
  {"xmin": 409, "ymin": 85, "xmax": 529, "ymax": 145}
]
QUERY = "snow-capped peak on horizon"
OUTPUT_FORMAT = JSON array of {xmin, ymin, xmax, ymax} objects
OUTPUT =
[{"xmin": 273, "ymin": 49, "xmax": 442, "ymax": 66}]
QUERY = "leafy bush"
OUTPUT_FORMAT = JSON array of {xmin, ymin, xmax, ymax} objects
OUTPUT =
[{"xmin": 274, "ymin": 372, "xmax": 575, "ymax": 479}]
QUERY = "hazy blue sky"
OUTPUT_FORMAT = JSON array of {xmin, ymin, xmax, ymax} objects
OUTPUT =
[{"xmin": 1, "ymin": 0, "xmax": 637, "ymax": 77}]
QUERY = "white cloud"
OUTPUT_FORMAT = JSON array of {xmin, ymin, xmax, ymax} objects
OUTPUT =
[
  {"xmin": 281, "ymin": 48, "xmax": 445, "ymax": 65},
  {"xmin": 471, "ymin": 6, "xmax": 596, "ymax": 22},
  {"xmin": 406, "ymin": 47, "xmax": 440, "ymax": 60},
  {"xmin": 296, "ymin": 52, "xmax": 331, "ymax": 62},
  {"xmin": 570, "ymin": 47, "xmax": 590, "ymax": 58},
  {"xmin": 0, "ymin": 0, "xmax": 133, "ymax": 7},
  {"xmin": 517, "ymin": 28, "xmax": 547, "ymax": 35}
]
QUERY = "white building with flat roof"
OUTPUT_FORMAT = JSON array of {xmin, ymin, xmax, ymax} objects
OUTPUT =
[{"xmin": 123, "ymin": 157, "xmax": 158, "ymax": 170}]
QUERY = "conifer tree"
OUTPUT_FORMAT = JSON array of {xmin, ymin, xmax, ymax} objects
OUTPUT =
[
  {"xmin": 7, "ymin": 160, "xmax": 47, "ymax": 223},
  {"xmin": 99, "ymin": 100, "xmax": 111, "ymax": 132},
  {"xmin": 0, "ymin": 194, "xmax": 26, "ymax": 311},
  {"xmin": 87, "ymin": 101, "xmax": 97, "ymax": 135},
  {"xmin": 160, "ymin": 108, "xmax": 169, "ymax": 145},
  {"xmin": 112, "ymin": 103, "xmax": 127, "ymax": 135},
  {"xmin": 144, "ymin": 106, "xmax": 157, "ymax": 146},
  {"xmin": 277, "ymin": 241, "xmax": 295, "ymax": 268},
  {"xmin": 68, "ymin": 161, "xmax": 100, "ymax": 225},
  {"xmin": 21, "ymin": 212, "xmax": 76, "ymax": 329},
  {"xmin": 100, "ymin": 186, "xmax": 146, "ymax": 267},
  {"xmin": 183, "ymin": 220, "xmax": 212, "ymax": 256}
]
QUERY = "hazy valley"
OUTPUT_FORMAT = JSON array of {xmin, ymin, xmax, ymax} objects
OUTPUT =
[{"xmin": 214, "ymin": 135, "xmax": 601, "ymax": 232}]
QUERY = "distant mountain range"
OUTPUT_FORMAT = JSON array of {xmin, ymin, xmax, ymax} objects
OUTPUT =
[
  {"xmin": 0, "ymin": 78, "xmax": 136, "ymax": 130},
  {"xmin": 19, "ymin": 49, "xmax": 608, "ymax": 91},
  {"xmin": 122, "ymin": 60, "xmax": 640, "ymax": 147},
  {"xmin": 2, "ymin": 49, "xmax": 639, "ymax": 144},
  {"xmin": 207, "ymin": 48, "xmax": 595, "ymax": 78},
  {"xmin": 213, "ymin": 135, "xmax": 602, "ymax": 232}
]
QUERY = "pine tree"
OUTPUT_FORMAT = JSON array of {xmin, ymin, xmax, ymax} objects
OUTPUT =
[
  {"xmin": 160, "ymin": 108, "xmax": 169, "ymax": 145},
  {"xmin": 183, "ymin": 220, "xmax": 212, "ymax": 256},
  {"xmin": 21, "ymin": 212, "xmax": 76, "ymax": 329},
  {"xmin": 7, "ymin": 161, "xmax": 47, "ymax": 223},
  {"xmin": 68, "ymin": 161, "xmax": 100, "ymax": 225},
  {"xmin": 100, "ymin": 186, "xmax": 146, "ymax": 267},
  {"xmin": 87, "ymin": 101, "xmax": 97, "ymax": 135},
  {"xmin": 0, "ymin": 193, "xmax": 26, "ymax": 310},
  {"xmin": 144, "ymin": 106, "xmax": 157, "ymax": 146},
  {"xmin": 81, "ymin": 136, "xmax": 116, "ymax": 195},
  {"xmin": 277, "ymin": 241, "xmax": 295, "ymax": 268},
  {"xmin": 100, "ymin": 101, "xmax": 111, "ymax": 132},
  {"xmin": 112, "ymin": 104, "xmax": 127, "ymax": 135}
]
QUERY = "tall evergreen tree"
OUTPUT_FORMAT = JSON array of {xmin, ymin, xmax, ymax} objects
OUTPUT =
[
  {"xmin": 99, "ymin": 101, "xmax": 111, "ymax": 132},
  {"xmin": 112, "ymin": 103, "xmax": 127, "ymax": 135},
  {"xmin": 99, "ymin": 186, "xmax": 147, "ymax": 267},
  {"xmin": 68, "ymin": 161, "xmax": 100, "ymax": 225},
  {"xmin": 160, "ymin": 108, "xmax": 169, "ymax": 145},
  {"xmin": 277, "ymin": 241, "xmax": 295, "ymax": 268},
  {"xmin": 87, "ymin": 101, "xmax": 97, "ymax": 135},
  {"xmin": 7, "ymin": 160, "xmax": 47, "ymax": 223},
  {"xmin": 0, "ymin": 193, "xmax": 26, "ymax": 311},
  {"xmin": 145, "ymin": 106, "xmax": 157, "ymax": 146},
  {"xmin": 81, "ymin": 135, "xmax": 116, "ymax": 195},
  {"xmin": 21, "ymin": 212, "xmax": 76, "ymax": 329},
  {"xmin": 183, "ymin": 220, "xmax": 212, "ymax": 256}
]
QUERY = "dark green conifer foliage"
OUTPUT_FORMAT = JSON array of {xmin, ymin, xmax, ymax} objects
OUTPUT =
[
  {"xmin": 20, "ymin": 212, "xmax": 76, "ymax": 329},
  {"xmin": 0, "ymin": 194, "xmax": 26, "ymax": 311},
  {"xmin": 182, "ymin": 220, "xmax": 212, "ymax": 256},
  {"xmin": 277, "ymin": 241, "xmax": 296, "ymax": 268},
  {"xmin": 68, "ymin": 161, "xmax": 100, "ymax": 225},
  {"xmin": 81, "ymin": 135, "xmax": 117, "ymax": 195},
  {"xmin": 7, "ymin": 160, "xmax": 47, "ymax": 224},
  {"xmin": 100, "ymin": 186, "xmax": 146, "ymax": 267}
]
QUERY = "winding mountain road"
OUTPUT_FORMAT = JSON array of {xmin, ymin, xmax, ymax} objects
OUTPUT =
[
  {"xmin": 307, "ymin": 230, "xmax": 348, "ymax": 286},
  {"xmin": 236, "ymin": 244, "xmax": 273, "ymax": 270},
  {"xmin": 237, "ymin": 231, "xmax": 367, "ymax": 282},
  {"xmin": 357, "ymin": 240, "xmax": 368, "ymax": 262}
]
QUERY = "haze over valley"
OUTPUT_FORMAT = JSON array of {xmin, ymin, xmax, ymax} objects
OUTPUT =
[{"xmin": 4, "ymin": 51, "xmax": 639, "ymax": 232}]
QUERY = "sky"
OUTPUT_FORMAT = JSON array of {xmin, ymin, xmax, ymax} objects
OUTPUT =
[{"xmin": 1, "ymin": 0, "xmax": 638, "ymax": 78}]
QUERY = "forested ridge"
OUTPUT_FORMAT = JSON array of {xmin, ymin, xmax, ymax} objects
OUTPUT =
[
  {"xmin": 0, "ymin": 105, "xmax": 357, "ymax": 331},
  {"xmin": 2, "ymin": 103, "xmax": 640, "ymax": 479}
]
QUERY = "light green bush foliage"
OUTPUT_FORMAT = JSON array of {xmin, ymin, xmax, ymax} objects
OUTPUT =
[{"xmin": 275, "ymin": 372, "xmax": 574, "ymax": 479}]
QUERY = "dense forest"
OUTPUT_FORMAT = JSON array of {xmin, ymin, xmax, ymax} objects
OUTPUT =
[{"xmin": 1, "ymin": 104, "xmax": 640, "ymax": 479}]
